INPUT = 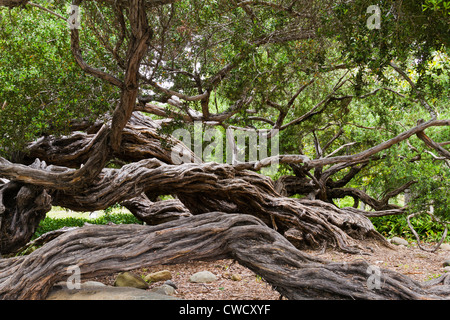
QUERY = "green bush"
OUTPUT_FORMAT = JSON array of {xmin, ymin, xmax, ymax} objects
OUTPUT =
[
  {"xmin": 33, "ymin": 213, "xmax": 142, "ymax": 240},
  {"xmin": 370, "ymin": 214, "xmax": 450, "ymax": 243}
]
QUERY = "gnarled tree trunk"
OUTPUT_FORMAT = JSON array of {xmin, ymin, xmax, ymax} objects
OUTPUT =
[
  {"xmin": 42, "ymin": 159, "xmax": 389, "ymax": 254},
  {"xmin": 0, "ymin": 212, "xmax": 448, "ymax": 300}
]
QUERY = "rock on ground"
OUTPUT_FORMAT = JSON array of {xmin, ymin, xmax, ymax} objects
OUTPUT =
[
  {"xmin": 46, "ymin": 286, "xmax": 180, "ymax": 300},
  {"xmin": 114, "ymin": 271, "xmax": 148, "ymax": 289},
  {"xmin": 150, "ymin": 284, "xmax": 176, "ymax": 296},
  {"xmin": 144, "ymin": 270, "xmax": 172, "ymax": 283},
  {"xmin": 189, "ymin": 271, "xmax": 217, "ymax": 283},
  {"xmin": 231, "ymin": 274, "xmax": 242, "ymax": 281},
  {"xmin": 390, "ymin": 237, "xmax": 409, "ymax": 246}
]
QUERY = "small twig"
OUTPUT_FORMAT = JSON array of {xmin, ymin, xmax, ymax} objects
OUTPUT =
[
  {"xmin": 407, "ymin": 211, "xmax": 448, "ymax": 253},
  {"xmin": 27, "ymin": 2, "xmax": 66, "ymax": 21},
  {"xmin": 325, "ymin": 142, "xmax": 358, "ymax": 158}
]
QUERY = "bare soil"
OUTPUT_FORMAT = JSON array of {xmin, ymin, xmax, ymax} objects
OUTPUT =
[
  {"xmin": 91, "ymin": 241, "xmax": 450, "ymax": 300},
  {"xmin": 312, "ymin": 241, "xmax": 450, "ymax": 283}
]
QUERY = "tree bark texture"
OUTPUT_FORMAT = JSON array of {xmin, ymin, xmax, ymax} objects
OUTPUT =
[
  {"xmin": 0, "ymin": 158, "xmax": 52, "ymax": 255},
  {"xmin": 24, "ymin": 112, "xmax": 199, "ymax": 168},
  {"xmin": 0, "ymin": 181, "xmax": 51, "ymax": 255},
  {"xmin": 6, "ymin": 110, "xmax": 444, "ymax": 256},
  {"xmin": 121, "ymin": 193, "xmax": 192, "ymax": 225}
]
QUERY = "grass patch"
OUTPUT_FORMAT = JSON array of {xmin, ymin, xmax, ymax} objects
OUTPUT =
[
  {"xmin": 33, "ymin": 206, "xmax": 142, "ymax": 240},
  {"xmin": 370, "ymin": 214, "xmax": 450, "ymax": 243}
]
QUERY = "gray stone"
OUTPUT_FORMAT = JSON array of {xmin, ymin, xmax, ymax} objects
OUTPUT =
[
  {"xmin": 443, "ymin": 259, "xmax": 450, "ymax": 267},
  {"xmin": 164, "ymin": 280, "xmax": 178, "ymax": 289},
  {"xmin": 114, "ymin": 272, "xmax": 148, "ymax": 289},
  {"xmin": 46, "ymin": 286, "xmax": 180, "ymax": 300},
  {"xmin": 189, "ymin": 271, "xmax": 217, "ymax": 283},
  {"xmin": 439, "ymin": 243, "xmax": 450, "ymax": 251},
  {"xmin": 144, "ymin": 270, "xmax": 172, "ymax": 283},
  {"xmin": 81, "ymin": 281, "xmax": 107, "ymax": 288},
  {"xmin": 444, "ymin": 266, "xmax": 450, "ymax": 273},
  {"xmin": 53, "ymin": 280, "xmax": 107, "ymax": 290},
  {"xmin": 150, "ymin": 284, "xmax": 176, "ymax": 296},
  {"xmin": 390, "ymin": 237, "xmax": 409, "ymax": 246}
]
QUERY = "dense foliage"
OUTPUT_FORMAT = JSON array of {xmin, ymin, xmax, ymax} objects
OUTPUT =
[{"xmin": 0, "ymin": 3, "xmax": 118, "ymax": 156}]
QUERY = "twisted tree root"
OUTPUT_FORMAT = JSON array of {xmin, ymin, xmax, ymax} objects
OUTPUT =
[{"xmin": 0, "ymin": 212, "xmax": 448, "ymax": 300}]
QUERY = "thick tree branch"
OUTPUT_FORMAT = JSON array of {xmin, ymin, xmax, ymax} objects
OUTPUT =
[
  {"xmin": 110, "ymin": 0, "xmax": 153, "ymax": 152},
  {"xmin": 70, "ymin": 29, "xmax": 124, "ymax": 89},
  {"xmin": 0, "ymin": 125, "xmax": 111, "ymax": 190},
  {"xmin": 416, "ymin": 127, "xmax": 450, "ymax": 160},
  {"xmin": 121, "ymin": 193, "xmax": 192, "ymax": 225},
  {"xmin": 24, "ymin": 112, "xmax": 199, "ymax": 167},
  {"xmin": 329, "ymin": 180, "xmax": 417, "ymax": 211}
]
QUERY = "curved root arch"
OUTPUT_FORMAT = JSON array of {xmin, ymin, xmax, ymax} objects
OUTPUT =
[{"xmin": 0, "ymin": 212, "xmax": 448, "ymax": 300}]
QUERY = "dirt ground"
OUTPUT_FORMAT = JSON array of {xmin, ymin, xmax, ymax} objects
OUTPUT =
[
  {"xmin": 308, "ymin": 241, "xmax": 450, "ymax": 283},
  {"xmin": 90, "ymin": 240, "xmax": 450, "ymax": 300}
]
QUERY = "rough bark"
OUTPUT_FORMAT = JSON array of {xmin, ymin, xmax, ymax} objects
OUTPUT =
[
  {"xmin": 0, "ymin": 125, "xmax": 111, "ymax": 191},
  {"xmin": 4, "ymin": 112, "xmax": 444, "ymax": 255},
  {"xmin": 0, "ymin": 155, "xmax": 389, "ymax": 255},
  {"xmin": 0, "ymin": 179, "xmax": 52, "ymax": 255},
  {"xmin": 121, "ymin": 193, "xmax": 192, "ymax": 225},
  {"xmin": 0, "ymin": 212, "xmax": 448, "ymax": 300}
]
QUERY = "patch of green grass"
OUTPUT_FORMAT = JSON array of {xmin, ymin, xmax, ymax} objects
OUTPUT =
[
  {"xmin": 335, "ymin": 196, "xmax": 355, "ymax": 208},
  {"xmin": 33, "ymin": 206, "xmax": 142, "ymax": 240},
  {"xmin": 47, "ymin": 206, "xmax": 130, "ymax": 219},
  {"xmin": 425, "ymin": 273, "xmax": 442, "ymax": 281}
]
